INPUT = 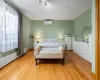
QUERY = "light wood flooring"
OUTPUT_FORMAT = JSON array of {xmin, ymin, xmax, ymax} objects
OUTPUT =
[{"xmin": 0, "ymin": 50, "xmax": 95, "ymax": 80}]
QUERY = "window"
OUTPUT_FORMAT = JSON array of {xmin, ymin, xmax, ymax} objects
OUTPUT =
[{"xmin": 0, "ymin": 0, "xmax": 18, "ymax": 53}]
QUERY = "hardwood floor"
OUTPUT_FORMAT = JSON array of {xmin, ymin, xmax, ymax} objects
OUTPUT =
[
  {"xmin": 67, "ymin": 51, "xmax": 94, "ymax": 80},
  {"xmin": 0, "ymin": 50, "xmax": 94, "ymax": 80}
]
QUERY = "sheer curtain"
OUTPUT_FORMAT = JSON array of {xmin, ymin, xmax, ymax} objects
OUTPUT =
[
  {"xmin": 0, "ymin": 0, "xmax": 6, "ymax": 52},
  {"xmin": 0, "ymin": 0, "xmax": 18, "ymax": 53}
]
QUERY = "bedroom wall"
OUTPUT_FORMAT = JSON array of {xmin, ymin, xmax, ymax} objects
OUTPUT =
[
  {"xmin": 74, "ymin": 9, "xmax": 92, "ymax": 38},
  {"xmin": 31, "ymin": 20, "xmax": 74, "ymax": 41},
  {"xmin": 91, "ymin": 0, "xmax": 96, "ymax": 73},
  {"xmin": 73, "ymin": 7, "xmax": 95, "ymax": 73},
  {"xmin": 22, "ymin": 15, "xmax": 32, "ymax": 50}
]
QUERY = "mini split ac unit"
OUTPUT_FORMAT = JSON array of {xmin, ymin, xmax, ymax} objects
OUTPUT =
[{"xmin": 44, "ymin": 19, "xmax": 53, "ymax": 25}]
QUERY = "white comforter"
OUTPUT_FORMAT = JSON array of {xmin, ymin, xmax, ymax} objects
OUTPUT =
[
  {"xmin": 39, "ymin": 48, "xmax": 63, "ymax": 55},
  {"xmin": 39, "ymin": 40, "xmax": 60, "ymax": 47}
]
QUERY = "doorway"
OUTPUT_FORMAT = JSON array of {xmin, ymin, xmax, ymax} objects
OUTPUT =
[{"xmin": 96, "ymin": 0, "xmax": 99, "ymax": 80}]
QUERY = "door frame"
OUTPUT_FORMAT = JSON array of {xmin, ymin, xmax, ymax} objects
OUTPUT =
[{"xmin": 96, "ymin": 0, "xmax": 99, "ymax": 80}]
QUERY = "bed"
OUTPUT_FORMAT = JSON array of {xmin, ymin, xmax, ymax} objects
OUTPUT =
[
  {"xmin": 34, "ymin": 39, "xmax": 65, "ymax": 65},
  {"xmin": 34, "ymin": 39, "xmax": 65, "ymax": 49}
]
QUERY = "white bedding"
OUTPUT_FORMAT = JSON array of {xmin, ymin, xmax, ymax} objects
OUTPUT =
[
  {"xmin": 39, "ymin": 40, "xmax": 60, "ymax": 47},
  {"xmin": 39, "ymin": 48, "xmax": 62, "ymax": 55}
]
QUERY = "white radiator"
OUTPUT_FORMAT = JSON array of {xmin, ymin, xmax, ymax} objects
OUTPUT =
[{"xmin": 0, "ymin": 52, "xmax": 19, "ymax": 68}]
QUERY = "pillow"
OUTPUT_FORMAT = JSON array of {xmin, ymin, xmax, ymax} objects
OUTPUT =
[{"xmin": 41, "ymin": 44, "xmax": 59, "ymax": 48}]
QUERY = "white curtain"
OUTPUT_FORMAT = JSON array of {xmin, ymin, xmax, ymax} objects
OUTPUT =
[{"xmin": 0, "ymin": 0, "xmax": 18, "ymax": 53}]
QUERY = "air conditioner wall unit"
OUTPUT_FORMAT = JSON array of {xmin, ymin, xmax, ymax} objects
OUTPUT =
[{"xmin": 44, "ymin": 19, "xmax": 53, "ymax": 25}]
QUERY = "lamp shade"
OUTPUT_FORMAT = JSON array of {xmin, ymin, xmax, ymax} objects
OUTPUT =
[
  {"xmin": 37, "ymin": 36, "xmax": 40, "ymax": 39},
  {"xmin": 60, "ymin": 36, "xmax": 63, "ymax": 40}
]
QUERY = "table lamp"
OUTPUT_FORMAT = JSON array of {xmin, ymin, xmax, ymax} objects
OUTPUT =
[
  {"xmin": 37, "ymin": 36, "xmax": 40, "ymax": 43},
  {"xmin": 59, "ymin": 36, "xmax": 63, "ymax": 42}
]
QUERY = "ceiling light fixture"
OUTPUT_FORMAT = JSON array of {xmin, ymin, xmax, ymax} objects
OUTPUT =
[
  {"xmin": 44, "ymin": 2, "xmax": 47, "ymax": 6},
  {"xmin": 38, "ymin": 0, "xmax": 41, "ymax": 4},
  {"xmin": 38, "ymin": 0, "xmax": 47, "ymax": 6},
  {"xmin": 42, "ymin": 0, "xmax": 45, "ymax": 2}
]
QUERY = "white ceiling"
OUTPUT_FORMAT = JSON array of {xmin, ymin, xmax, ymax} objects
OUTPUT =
[{"xmin": 9, "ymin": 0, "xmax": 92, "ymax": 20}]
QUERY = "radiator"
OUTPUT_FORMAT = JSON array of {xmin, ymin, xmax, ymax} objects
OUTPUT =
[{"xmin": 0, "ymin": 52, "xmax": 19, "ymax": 68}]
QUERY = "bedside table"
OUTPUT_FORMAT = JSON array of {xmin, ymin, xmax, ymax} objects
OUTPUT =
[
  {"xmin": 34, "ymin": 42, "xmax": 39, "ymax": 49},
  {"xmin": 59, "ymin": 43, "xmax": 65, "ymax": 49}
]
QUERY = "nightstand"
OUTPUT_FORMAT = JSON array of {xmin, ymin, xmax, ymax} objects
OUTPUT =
[
  {"xmin": 59, "ymin": 42, "xmax": 65, "ymax": 49},
  {"xmin": 34, "ymin": 42, "xmax": 39, "ymax": 49}
]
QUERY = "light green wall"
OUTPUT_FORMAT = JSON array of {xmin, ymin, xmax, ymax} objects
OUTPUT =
[
  {"xmin": 74, "ymin": 6, "xmax": 95, "ymax": 73},
  {"xmin": 92, "ymin": 0, "xmax": 95, "ymax": 73},
  {"xmin": 31, "ymin": 20, "xmax": 74, "ymax": 41},
  {"xmin": 22, "ymin": 15, "xmax": 31, "ymax": 49},
  {"xmin": 74, "ymin": 9, "xmax": 92, "ymax": 38}
]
